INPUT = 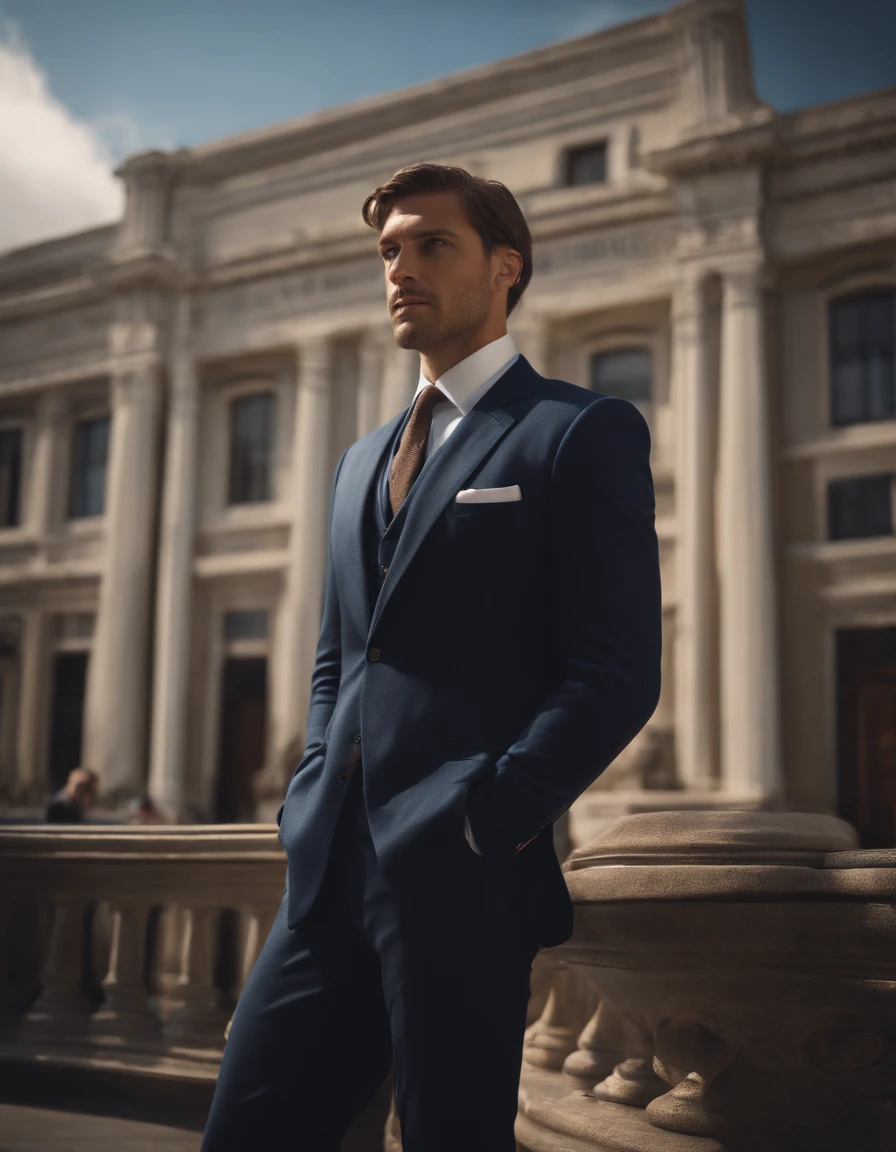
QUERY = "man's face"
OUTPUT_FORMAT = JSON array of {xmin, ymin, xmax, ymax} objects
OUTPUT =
[{"xmin": 378, "ymin": 191, "xmax": 496, "ymax": 353}]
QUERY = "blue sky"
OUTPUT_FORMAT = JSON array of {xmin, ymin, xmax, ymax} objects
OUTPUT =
[
  {"xmin": 3, "ymin": 0, "xmax": 896, "ymax": 155},
  {"xmin": 1, "ymin": 0, "xmax": 895, "ymax": 251}
]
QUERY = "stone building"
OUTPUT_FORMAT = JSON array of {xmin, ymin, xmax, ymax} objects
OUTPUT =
[{"xmin": 0, "ymin": 0, "xmax": 893, "ymax": 847}]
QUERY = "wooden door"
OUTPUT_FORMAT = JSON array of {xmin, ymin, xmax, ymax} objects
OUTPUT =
[{"xmin": 837, "ymin": 627, "xmax": 896, "ymax": 847}]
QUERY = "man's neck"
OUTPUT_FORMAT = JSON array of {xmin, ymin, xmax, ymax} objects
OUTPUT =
[{"xmin": 419, "ymin": 326, "xmax": 508, "ymax": 383}]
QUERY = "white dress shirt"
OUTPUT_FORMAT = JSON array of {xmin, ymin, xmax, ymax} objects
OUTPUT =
[{"xmin": 411, "ymin": 332, "xmax": 519, "ymax": 854}]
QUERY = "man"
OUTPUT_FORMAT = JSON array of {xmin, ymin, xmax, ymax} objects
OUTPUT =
[
  {"xmin": 201, "ymin": 164, "xmax": 661, "ymax": 1151},
  {"xmin": 44, "ymin": 766, "xmax": 98, "ymax": 824}
]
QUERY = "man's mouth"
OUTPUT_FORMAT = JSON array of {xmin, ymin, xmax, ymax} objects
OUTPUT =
[{"xmin": 393, "ymin": 299, "xmax": 430, "ymax": 314}]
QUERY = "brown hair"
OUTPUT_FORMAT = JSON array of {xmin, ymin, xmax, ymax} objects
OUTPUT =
[{"xmin": 361, "ymin": 163, "xmax": 532, "ymax": 317}]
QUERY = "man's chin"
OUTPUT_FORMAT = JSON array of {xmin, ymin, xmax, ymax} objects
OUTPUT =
[{"xmin": 392, "ymin": 319, "xmax": 431, "ymax": 351}]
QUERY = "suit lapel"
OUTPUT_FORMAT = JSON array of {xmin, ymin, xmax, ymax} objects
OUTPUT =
[{"xmin": 367, "ymin": 354, "xmax": 541, "ymax": 640}]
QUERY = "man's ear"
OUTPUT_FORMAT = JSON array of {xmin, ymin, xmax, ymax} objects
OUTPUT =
[{"xmin": 494, "ymin": 247, "xmax": 523, "ymax": 291}]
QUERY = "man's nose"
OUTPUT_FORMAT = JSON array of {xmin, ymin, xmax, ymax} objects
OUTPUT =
[{"xmin": 387, "ymin": 253, "xmax": 419, "ymax": 287}]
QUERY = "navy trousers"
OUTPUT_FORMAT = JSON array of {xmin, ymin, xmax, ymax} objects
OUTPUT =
[{"xmin": 200, "ymin": 769, "xmax": 540, "ymax": 1151}]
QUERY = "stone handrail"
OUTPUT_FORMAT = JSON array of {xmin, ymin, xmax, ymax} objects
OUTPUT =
[
  {"xmin": 516, "ymin": 810, "xmax": 896, "ymax": 1152},
  {"xmin": 0, "ymin": 823, "xmax": 285, "ymax": 1062}
]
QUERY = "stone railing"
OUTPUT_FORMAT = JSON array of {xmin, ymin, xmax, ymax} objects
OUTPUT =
[
  {"xmin": 515, "ymin": 811, "xmax": 896, "ymax": 1152},
  {"xmin": 0, "ymin": 824, "xmax": 285, "ymax": 1072}
]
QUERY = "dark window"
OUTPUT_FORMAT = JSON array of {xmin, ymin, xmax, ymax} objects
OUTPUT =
[
  {"xmin": 591, "ymin": 348, "xmax": 652, "ymax": 405},
  {"xmin": 228, "ymin": 392, "xmax": 275, "ymax": 505},
  {"xmin": 0, "ymin": 428, "xmax": 22, "ymax": 528},
  {"xmin": 829, "ymin": 290, "xmax": 895, "ymax": 426},
  {"xmin": 565, "ymin": 142, "xmax": 607, "ymax": 187},
  {"xmin": 828, "ymin": 474, "xmax": 893, "ymax": 540},
  {"xmin": 70, "ymin": 417, "xmax": 109, "ymax": 518},
  {"xmin": 223, "ymin": 609, "xmax": 269, "ymax": 641}
]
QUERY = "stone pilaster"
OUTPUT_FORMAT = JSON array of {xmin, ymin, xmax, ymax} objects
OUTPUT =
[
  {"xmin": 672, "ymin": 270, "xmax": 717, "ymax": 789},
  {"xmin": 15, "ymin": 608, "xmax": 49, "ymax": 803},
  {"xmin": 717, "ymin": 263, "xmax": 780, "ymax": 800},
  {"xmin": 82, "ymin": 362, "xmax": 164, "ymax": 798},
  {"xmin": 356, "ymin": 329, "xmax": 385, "ymax": 440},
  {"xmin": 266, "ymin": 339, "xmax": 334, "ymax": 799},
  {"xmin": 28, "ymin": 390, "xmax": 69, "ymax": 539},
  {"xmin": 378, "ymin": 339, "xmax": 417, "ymax": 425},
  {"xmin": 147, "ymin": 299, "xmax": 199, "ymax": 817}
]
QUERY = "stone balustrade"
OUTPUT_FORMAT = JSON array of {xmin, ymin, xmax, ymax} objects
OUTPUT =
[
  {"xmin": 5, "ymin": 812, "xmax": 896, "ymax": 1152},
  {"xmin": 516, "ymin": 810, "xmax": 896, "ymax": 1152},
  {"xmin": 0, "ymin": 823, "xmax": 285, "ymax": 1074}
]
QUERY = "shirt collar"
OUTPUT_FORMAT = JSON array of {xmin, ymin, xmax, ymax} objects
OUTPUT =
[{"xmin": 412, "ymin": 333, "xmax": 518, "ymax": 416}]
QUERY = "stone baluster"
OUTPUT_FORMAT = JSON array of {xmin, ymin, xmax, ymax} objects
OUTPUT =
[
  {"xmin": 562, "ymin": 994, "xmax": 631, "ymax": 1090},
  {"xmin": 523, "ymin": 963, "xmax": 594, "ymax": 1072},
  {"xmin": 20, "ymin": 897, "xmax": 94, "ymax": 1039},
  {"xmin": 89, "ymin": 900, "xmax": 160, "ymax": 1046},
  {"xmin": 592, "ymin": 1015, "xmax": 674, "ymax": 1108},
  {"xmin": 163, "ymin": 905, "xmax": 229, "ymax": 1052},
  {"xmin": 236, "ymin": 904, "xmax": 277, "ymax": 999}
]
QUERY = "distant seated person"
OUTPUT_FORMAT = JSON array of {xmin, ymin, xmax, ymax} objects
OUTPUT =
[
  {"xmin": 126, "ymin": 795, "xmax": 167, "ymax": 825},
  {"xmin": 44, "ymin": 767, "xmax": 98, "ymax": 824}
]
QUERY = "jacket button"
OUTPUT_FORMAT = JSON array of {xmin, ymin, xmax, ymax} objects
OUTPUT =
[
  {"xmin": 353, "ymin": 734, "xmax": 361, "ymax": 744},
  {"xmin": 381, "ymin": 565, "xmax": 388, "ymax": 574},
  {"xmin": 368, "ymin": 648, "xmax": 380, "ymax": 662},
  {"xmin": 338, "ymin": 772, "xmax": 349, "ymax": 782}
]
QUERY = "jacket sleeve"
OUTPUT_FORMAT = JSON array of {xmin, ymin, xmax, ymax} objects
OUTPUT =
[{"xmin": 466, "ymin": 395, "xmax": 663, "ymax": 857}]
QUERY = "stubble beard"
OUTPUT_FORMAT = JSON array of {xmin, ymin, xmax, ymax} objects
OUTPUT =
[{"xmin": 392, "ymin": 277, "xmax": 492, "ymax": 355}]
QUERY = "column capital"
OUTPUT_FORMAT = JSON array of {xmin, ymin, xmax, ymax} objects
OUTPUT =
[
  {"xmin": 721, "ymin": 261, "xmax": 770, "ymax": 310},
  {"xmin": 35, "ymin": 388, "xmax": 70, "ymax": 422}
]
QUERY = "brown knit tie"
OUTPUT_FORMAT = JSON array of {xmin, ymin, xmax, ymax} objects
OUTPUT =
[{"xmin": 389, "ymin": 383, "xmax": 446, "ymax": 518}]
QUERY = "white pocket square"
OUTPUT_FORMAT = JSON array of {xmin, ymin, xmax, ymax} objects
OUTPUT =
[{"xmin": 455, "ymin": 484, "xmax": 522, "ymax": 504}]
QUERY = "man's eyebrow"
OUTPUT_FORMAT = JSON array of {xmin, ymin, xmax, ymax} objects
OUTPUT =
[{"xmin": 378, "ymin": 228, "xmax": 461, "ymax": 248}]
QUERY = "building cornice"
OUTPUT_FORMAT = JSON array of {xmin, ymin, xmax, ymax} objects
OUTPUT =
[{"xmin": 178, "ymin": 14, "xmax": 672, "ymax": 185}]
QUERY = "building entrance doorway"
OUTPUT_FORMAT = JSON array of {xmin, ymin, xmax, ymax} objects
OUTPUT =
[
  {"xmin": 837, "ymin": 626, "xmax": 896, "ymax": 847},
  {"xmin": 47, "ymin": 651, "xmax": 88, "ymax": 792},
  {"xmin": 214, "ymin": 656, "xmax": 267, "ymax": 823}
]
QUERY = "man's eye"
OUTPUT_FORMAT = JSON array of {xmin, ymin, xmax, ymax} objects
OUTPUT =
[{"xmin": 426, "ymin": 238, "xmax": 446, "ymax": 249}]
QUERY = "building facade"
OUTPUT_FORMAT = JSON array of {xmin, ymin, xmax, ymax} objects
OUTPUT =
[{"xmin": 0, "ymin": 0, "xmax": 894, "ymax": 845}]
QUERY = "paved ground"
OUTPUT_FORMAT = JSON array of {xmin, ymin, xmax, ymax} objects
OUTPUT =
[{"xmin": 0, "ymin": 1103, "xmax": 202, "ymax": 1152}]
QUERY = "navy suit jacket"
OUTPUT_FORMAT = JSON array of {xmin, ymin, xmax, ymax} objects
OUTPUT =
[{"xmin": 278, "ymin": 354, "xmax": 662, "ymax": 947}]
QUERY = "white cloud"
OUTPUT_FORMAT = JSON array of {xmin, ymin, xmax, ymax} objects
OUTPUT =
[{"xmin": 0, "ymin": 28, "xmax": 130, "ymax": 253}]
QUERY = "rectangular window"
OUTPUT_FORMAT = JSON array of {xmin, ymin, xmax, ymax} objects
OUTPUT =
[
  {"xmin": 228, "ymin": 392, "xmax": 276, "ymax": 505},
  {"xmin": 829, "ymin": 291, "xmax": 896, "ymax": 426},
  {"xmin": 69, "ymin": 417, "xmax": 109, "ymax": 518},
  {"xmin": 223, "ymin": 609, "xmax": 269, "ymax": 641},
  {"xmin": 565, "ymin": 142, "xmax": 608, "ymax": 187},
  {"xmin": 828, "ymin": 474, "xmax": 893, "ymax": 540},
  {"xmin": 0, "ymin": 428, "xmax": 22, "ymax": 528}
]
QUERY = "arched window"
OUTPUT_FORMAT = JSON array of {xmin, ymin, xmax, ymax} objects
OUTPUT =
[
  {"xmin": 829, "ymin": 289, "xmax": 895, "ymax": 426},
  {"xmin": 590, "ymin": 347, "xmax": 652, "ymax": 425}
]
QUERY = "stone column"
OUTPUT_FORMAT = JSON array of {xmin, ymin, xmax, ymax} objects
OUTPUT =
[
  {"xmin": 82, "ymin": 364, "xmax": 164, "ymax": 797},
  {"xmin": 15, "ymin": 609, "xmax": 49, "ymax": 803},
  {"xmin": 28, "ymin": 390, "xmax": 68, "ymax": 539},
  {"xmin": 378, "ymin": 339, "xmax": 417, "ymax": 425},
  {"xmin": 717, "ymin": 264, "xmax": 780, "ymax": 800},
  {"xmin": 356, "ymin": 330, "xmax": 385, "ymax": 440},
  {"xmin": 672, "ymin": 270, "xmax": 716, "ymax": 790},
  {"xmin": 267, "ymin": 340, "xmax": 334, "ymax": 793},
  {"xmin": 147, "ymin": 302, "xmax": 199, "ymax": 817}
]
